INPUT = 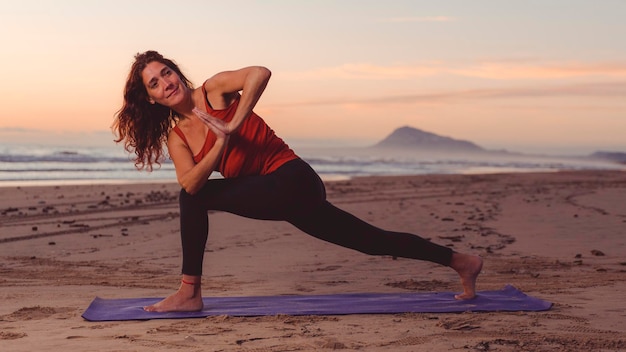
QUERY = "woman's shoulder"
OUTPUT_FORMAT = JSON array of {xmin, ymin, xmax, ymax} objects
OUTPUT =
[
  {"xmin": 168, "ymin": 124, "xmax": 186, "ymax": 143},
  {"xmin": 199, "ymin": 79, "xmax": 239, "ymax": 110}
]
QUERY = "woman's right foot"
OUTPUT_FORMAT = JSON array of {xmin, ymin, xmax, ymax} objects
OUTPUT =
[{"xmin": 144, "ymin": 279, "xmax": 204, "ymax": 312}]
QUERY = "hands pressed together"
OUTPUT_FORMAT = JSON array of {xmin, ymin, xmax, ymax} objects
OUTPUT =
[{"xmin": 192, "ymin": 108, "xmax": 231, "ymax": 139}]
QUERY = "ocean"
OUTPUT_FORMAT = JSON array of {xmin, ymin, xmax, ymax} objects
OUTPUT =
[{"xmin": 0, "ymin": 141, "xmax": 623, "ymax": 187}]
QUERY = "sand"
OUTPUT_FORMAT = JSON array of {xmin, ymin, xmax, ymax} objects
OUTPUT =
[{"xmin": 1, "ymin": 171, "xmax": 625, "ymax": 351}]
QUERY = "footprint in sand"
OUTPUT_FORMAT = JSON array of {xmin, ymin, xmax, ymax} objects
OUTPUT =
[
  {"xmin": 1, "ymin": 306, "xmax": 74, "ymax": 321},
  {"xmin": 0, "ymin": 331, "xmax": 27, "ymax": 340}
]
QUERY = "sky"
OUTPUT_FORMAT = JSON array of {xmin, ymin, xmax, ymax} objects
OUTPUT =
[{"xmin": 1, "ymin": 0, "xmax": 625, "ymax": 154}]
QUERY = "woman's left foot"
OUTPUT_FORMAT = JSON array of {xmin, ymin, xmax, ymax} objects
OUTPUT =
[{"xmin": 450, "ymin": 253, "xmax": 483, "ymax": 300}]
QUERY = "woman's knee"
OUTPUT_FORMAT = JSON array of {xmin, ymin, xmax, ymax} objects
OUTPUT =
[
  {"xmin": 179, "ymin": 187, "xmax": 193, "ymax": 202},
  {"xmin": 300, "ymin": 166, "xmax": 327, "ymax": 203},
  {"xmin": 179, "ymin": 187, "xmax": 205, "ymax": 209}
]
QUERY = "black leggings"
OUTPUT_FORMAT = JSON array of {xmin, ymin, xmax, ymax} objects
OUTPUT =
[{"xmin": 179, "ymin": 158, "xmax": 454, "ymax": 276}]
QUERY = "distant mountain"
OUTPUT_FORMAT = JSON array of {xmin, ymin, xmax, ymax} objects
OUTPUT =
[
  {"xmin": 589, "ymin": 151, "xmax": 626, "ymax": 164},
  {"xmin": 372, "ymin": 126, "xmax": 484, "ymax": 152}
]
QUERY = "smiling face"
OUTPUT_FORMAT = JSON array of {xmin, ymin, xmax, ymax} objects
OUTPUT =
[{"xmin": 141, "ymin": 61, "xmax": 188, "ymax": 108}]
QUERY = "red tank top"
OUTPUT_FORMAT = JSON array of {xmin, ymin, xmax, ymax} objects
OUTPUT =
[{"xmin": 172, "ymin": 86, "xmax": 298, "ymax": 178}]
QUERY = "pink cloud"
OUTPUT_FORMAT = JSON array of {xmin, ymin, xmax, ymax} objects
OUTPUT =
[
  {"xmin": 283, "ymin": 60, "xmax": 626, "ymax": 81},
  {"xmin": 269, "ymin": 81, "xmax": 626, "ymax": 108},
  {"xmin": 378, "ymin": 16, "xmax": 456, "ymax": 23},
  {"xmin": 453, "ymin": 61, "xmax": 626, "ymax": 79},
  {"xmin": 282, "ymin": 63, "xmax": 444, "ymax": 80}
]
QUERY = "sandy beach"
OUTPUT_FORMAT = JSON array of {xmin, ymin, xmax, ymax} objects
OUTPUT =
[{"xmin": 1, "ymin": 170, "xmax": 625, "ymax": 351}]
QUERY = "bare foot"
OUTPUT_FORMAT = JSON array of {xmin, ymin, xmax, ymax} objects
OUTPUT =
[
  {"xmin": 449, "ymin": 253, "xmax": 483, "ymax": 300},
  {"xmin": 144, "ymin": 278, "xmax": 204, "ymax": 312}
]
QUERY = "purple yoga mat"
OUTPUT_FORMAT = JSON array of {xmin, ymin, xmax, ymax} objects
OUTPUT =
[{"xmin": 81, "ymin": 284, "xmax": 551, "ymax": 322}]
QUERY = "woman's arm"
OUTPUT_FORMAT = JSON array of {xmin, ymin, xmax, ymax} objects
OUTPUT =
[
  {"xmin": 168, "ymin": 66, "xmax": 270, "ymax": 193},
  {"xmin": 204, "ymin": 66, "xmax": 271, "ymax": 133},
  {"xmin": 167, "ymin": 127, "xmax": 228, "ymax": 195}
]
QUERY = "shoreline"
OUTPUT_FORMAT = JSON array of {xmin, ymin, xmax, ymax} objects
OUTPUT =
[
  {"xmin": 0, "ymin": 178, "xmax": 178, "ymax": 188},
  {"xmin": 1, "ymin": 170, "xmax": 625, "ymax": 351},
  {"xmin": 0, "ymin": 166, "xmax": 612, "ymax": 189}
]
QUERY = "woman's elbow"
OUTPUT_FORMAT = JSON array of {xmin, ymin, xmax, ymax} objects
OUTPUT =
[
  {"xmin": 182, "ymin": 185, "xmax": 199, "ymax": 196},
  {"xmin": 179, "ymin": 178, "xmax": 202, "ymax": 196},
  {"xmin": 256, "ymin": 66, "xmax": 271, "ymax": 81}
]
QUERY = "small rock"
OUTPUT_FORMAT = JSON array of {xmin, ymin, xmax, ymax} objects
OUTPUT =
[{"xmin": 591, "ymin": 249, "xmax": 605, "ymax": 256}]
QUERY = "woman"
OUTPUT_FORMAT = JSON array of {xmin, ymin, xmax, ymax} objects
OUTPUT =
[{"xmin": 113, "ymin": 51, "xmax": 483, "ymax": 312}]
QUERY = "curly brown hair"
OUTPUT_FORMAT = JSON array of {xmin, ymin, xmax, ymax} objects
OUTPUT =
[{"xmin": 113, "ymin": 51, "xmax": 194, "ymax": 171}]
